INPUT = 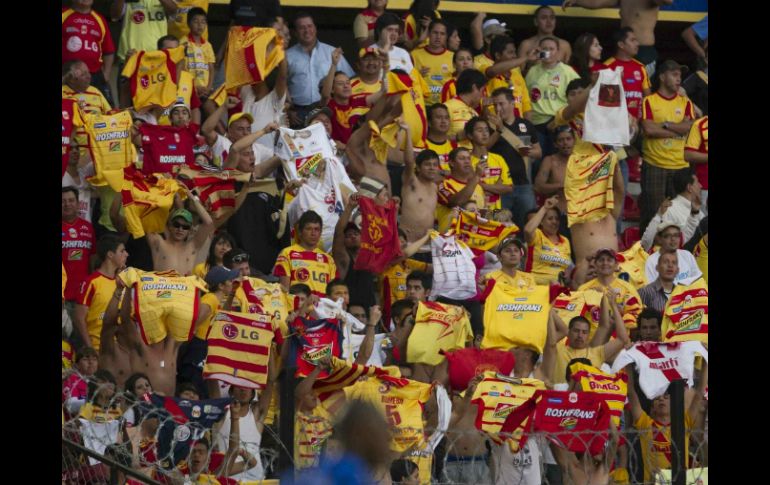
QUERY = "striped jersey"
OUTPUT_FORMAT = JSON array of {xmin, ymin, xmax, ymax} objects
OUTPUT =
[
  {"xmin": 569, "ymin": 362, "xmax": 627, "ymax": 427},
  {"xmin": 122, "ymin": 47, "xmax": 184, "ymax": 111},
  {"xmin": 273, "ymin": 244, "xmax": 339, "ymax": 298},
  {"xmin": 578, "ymin": 277, "xmax": 642, "ymax": 329},
  {"xmin": 661, "ymin": 278, "xmax": 708, "ymax": 343},
  {"xmin": 77, "ymin": 272, "xmax": 117, "ymax": 351},
  {"xmin": 564, "ymin": 150, "xmax": 618, "ymax": 227}
]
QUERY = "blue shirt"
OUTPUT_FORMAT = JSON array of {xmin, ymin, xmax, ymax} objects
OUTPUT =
[
  {"xmin": 692, "ymin": 15, "xmax": 708, "ymax": 41},
  {"xmin": 286, "ymin": 41, "xmax": 355, "ymax": 106}
]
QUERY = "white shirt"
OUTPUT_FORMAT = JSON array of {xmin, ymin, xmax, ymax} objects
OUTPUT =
[
  {"xmin": 240, "ymin": 87, "xmax": 287, "ymax": 155},
  {"xmin": 641, "ymin": 195, "xmax": 704, "ymax": 251},
  {"xmin": 216, "ymin": 407, "xmax": 264, "ymax": 481},
  {"xmin": 62, "ymin": 162, "xmax": 95, "ymax": 222},
  {"xmin": 372, "ymin": 43, "xmax": 414, "ymax": 73},
  {"xmin": 430, "ymin": 233, "xmax": 477, "ymax": 301},
  {"xmin": 645, "ymin": 249, "xmax": 703, "ymax": 286},
  {"xmin": 212, "ymin": 134, "xmax": 274, "ymax": 169}
]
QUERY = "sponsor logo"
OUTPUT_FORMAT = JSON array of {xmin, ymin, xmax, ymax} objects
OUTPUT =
[
  {"xmin": 559, "ymin": 417, "xmax": 578, "ymax": 430},
  {"xmin": 68, "ymin": 228, "xmax": 79, "ymax": 238},
  {"xmin": 66, "ymin": 36, "xmax": 83, "ymax": 53},
  {"xmin": 141, "ymin": 283, "xmax": 188, "ymax": 291},
  {"xmin": 496, "ymin": 304, "xmax": 542, "ymax": 312},
  {"xmin": 544, "ymin": 408, "xmax": 596, "ymax": 419},
  {"xmin": 589, "ymin": 381, "xmax": 621, "ymax": 391},
  {"xmin": 94, "ymin": 122, "xmax": 107, "ymax": 129},
  {"xmin": 159, "ymin": 155, "xmax": 185, "ymax": 164},
  {"xmin": 568, "ymin": 392, "xmax": 578, "ymax": 403},
  {"xmin": 68, "ymin": 249, "xmax": 83, "ymax": 261},
  {"xmin": 95, "ymin": 131, "xmax": 129, "ymax": 142},
  {"xmin": 173, "ymin": 425, "xmax": 191, "ymax": 442},
  {"xmin": 156, "ymin": 290, "xmax": 172, "ymax": 298},
  {"xmin": 493, "ymin": 402, "xmax": 515, "ymax": 419},
  {"xmin": 191, "ymin": 406, "xmax": 201, "ymax": 418},
  {"xmin": 587, "ymin": 158, "xmax": 612, "ymax": 183},
  {"xmin": 141, "ymin": 276, "xmax": 153, "ymax": 282},
  {"xmin": 109, "ymin": 141, "xmax": 121, "ymax": 152},
  {"xmin": 132, "ymin": 11, "xmax": 146, "ymax": 24}
]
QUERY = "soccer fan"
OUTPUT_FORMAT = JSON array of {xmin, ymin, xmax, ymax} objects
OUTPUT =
[
  {"xmin": 436, "ymin": 147, "xmax": 486, "ymax": 231},
  {"xmin": 111, "ymin": 0, "xmax": 177, "ymax": 68},
  {"xmin": 63, "ymin": 0, "xmax": 116, "ymax": 103},
  {"xmin": 638, "ymin": 249, "xmax": 679, "ymax": 313},
  {"xmin": 439, "ymin": 48, "xmax": 474, "ymax": 104},
  {"xmin": 602, "ymin": 27, "xmax": 651, "ymax": 121},
  {"xmin": 578, "ymin": 248, "xmax": 642, "ymax": 330},
  {"xmin": 353, "ymin": 0, "xmax": 388, "ymax": 48},
  {"xmin": 274, "ymin": 210, "xmax": 339, "ymax": 297},
  {"xmin": 640, "ymin": 169, "xmax": 704, "ymax": 252},
  {"xmin": 63, "ymin": 187, "xmax": 96, "ymax": 309},
  {"xmin": 534, "ymin": 125, "xmax": 573, "ymax": 218},
  {"xmin": 400, "ymin": 148, "xmax": 440, "ymax": 242},
  {"xmin": 180, "ymin": 7, "xmax": 216, "ymax": 98},
  {"xmin": 518, "ymin": 5, "xmax": 573, "ymax": 64},
  {"xmin": 523, "ymin": 196, "xmax": 572, "ymax": 285},
  {"xmin": 444, "ymin": 69, "xmax": 487, "ymax": 143},
  {"xmin": 411, "ymin": 20, "xmax": 454, "ymax": 106},
  {"xmin": 465, "ymin": 117, "xmax": 513, "ymax": 212}
]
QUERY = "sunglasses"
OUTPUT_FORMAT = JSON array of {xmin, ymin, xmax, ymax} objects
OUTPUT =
[
  {"xmin": 231, "ymin": 253, "xmax": 249, "ymax": 263},
  {"xmin": 172, "ymin": 221, "xmax": 191, "ymax": 230}
]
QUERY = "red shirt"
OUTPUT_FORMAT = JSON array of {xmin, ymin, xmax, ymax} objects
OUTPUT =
[
  {"xmin": 327, "ymin": 97, "xmax": 367, "ymax": 144},
  {"xmin": 62, "ymin": 8, "xmax": 115, "ymax": 73},
  {"xmin": 139, "ymin": 123, "xmax": 200, "ymax": 174},
  {"xmin": 602, "ymin": 57, "xmax": 650, "ymax": 119},
  {"xmin": 62, "ymin": 218, "xmax": 95, "ymax": 301}
]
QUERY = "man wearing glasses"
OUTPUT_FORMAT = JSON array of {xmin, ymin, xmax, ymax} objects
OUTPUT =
[
  {"xmin": 147, "ymin": 193, "xmax": 215, "ymax": 275},
  {"xmin": 643, "ymin": 223, "xmax": 703, "ymax": 286}
]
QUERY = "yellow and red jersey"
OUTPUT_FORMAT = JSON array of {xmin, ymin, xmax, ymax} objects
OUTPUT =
[
  {"xmin": 77, "ymin": 272, "xmax": 118, "ymax": 351},
  {"xmin": 62, "ymin": 218, "xmax": 96, "ymax": 301},
  {"xmin": 295, "ymin": 405, "xmax": 333, "ymax": 470},
  {"xmin": 693, "ymin": 237, "xmax": 708, "ymax": 285},
  {"xmin": 181, "ymin": 35, "xmax": 216, "ymax": 90},
  {"xmin": 440, "ymin": 77, "xmax": 457, "ymax": 104},
  {"xmin": 425, "ymin": 137, "xmax": 456, "ymax": 173},
  {"xmin": 327, "ymin": 96, "xmax": 368, "ymax": 144},
  {"xmin": 642, "ymin": 93, "xmax": 695, "ymax": 169},
  {"xmin": 122, "ymin": 47, "xmax": 186, "ymax": 111},
  {"xmin": 62, "ymin": 7, "xmax": 115, "ymax": 73},
  {"xmin": 578, "ymin": 277, "xmax": 642, "ymax": 329},
  {"xmin": 554, "ymin": 107, "xmax": 605, "ymax": 158},
  {"xmin": 473, "ymin": 53, "xmax": 494, "ymax": 75},
  {"xmin": 436, "ymin": 175, "xmax": 486, "ymax": 232},
  {"xmin": 569, "ymin": 362, "xmax": 628, "ymax": 427},
  {"xmin": 167, "ymin": 0, "xmax": 209, "ymax": 42},
  {"xmin": 381, "ymin": 259, "xmax": 429, "ymax": 306},
  {"xmin": 404, "ymin": 11, "xmax": 441, "ymax": 49},
  {"xmin": 484, "ymin": 68, "xmax": 531, "ymax": 118},
  {"xmin": 685, "ymin": 116, "xmax": 708, "ymax": 189},
  {"xmin": 525, "ymin": 228, "xmax": 572, "ymax": 285},
  {"xmin": 470, "ymin": 152, "xmax": 513, "ymax": 210},
  {"xmin": 273, "ymin": 244, "xmax": 338, "ymax": 297},
  {"xmin": 350, "ymin": 76, "xmax": 381, "ymax": 101},
  {"xmin": 444, "ymin": 96, "xmax": 478, "ymax": 141},
  {"xmin": 635, "ymin": 412, "xmax": 695, "ymax": 482}
]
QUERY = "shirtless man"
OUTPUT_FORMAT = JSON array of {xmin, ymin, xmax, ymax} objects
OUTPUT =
[
  {"xmin": 98, "ymin": 277, "xmax": 209, "ymax": 395},
  {"xmin": 444, "ymin": 373, "xmax": 492, "ymax": 483},
  {"xmin": 563, "ymin": 0, "xmax": 672, "ymax": 75},
  {"xmin": 400, "ymin": 127, "xmax": 440, "ymax": 242},
  {"xmin": 551, "ymin": 422, "xmax": 620, "ymax": 485},
  {"xmin": 534, "ymin": 125, "xmax": 574, "ymax": 214},
  {"xmin": 147, "ymin": 187, "xmax": 215, "ymax": 275},
  {"xmin": 518, "ymin": 6, "xmax": 572, "ymax": 65}
]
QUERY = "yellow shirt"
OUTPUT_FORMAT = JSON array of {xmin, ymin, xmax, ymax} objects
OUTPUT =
[
  {"xmin": 484, "ymin": 269, "xmax": 537, "ymax": 290},
  {"xmin": 77, "ymin": 272, "xmax": 117, "ymax": 351},
  {"xmin": 693, "ymin": 237, "xmax": 708, "ymax": 284},
  {"xmin": 273, "ymin": 244, "xmax": 338, "ymax": 297},
  {"xmin": 553, "ymin": 343, "xmax": 605, "ymax": 385},
  {"xmin": 436, "ymin": 175, "xmax": 486, "ymax": 232},
  {"xmin": 526, "ymin": 228, "xmax": 572, "ymax": 285},
  {"xmin": 181, "ymin": 35, "xmax": 216, "ymax": 89},
  {"xmin": 578, "ymin": 277, "xmax": 642, "ymax": 329},
  {"xmin": 350, "ymin": 76, "xmax": 381, "ymax": 99},
  {"xmin": 404, "ymin": 11, "xmax": 441, "ymax": 49},
  {"xmin": 634, "ymin": 411, "xmax": 695, "ymax": 482},
  {"xmin": 62, "ymin": 85, "xmax": 112, "ymax": 150},
  {"xmin": 426, "ymin": 137, "xmax": 456, "ymax": 173},
  {"xmin": 484, "ymin": 68, "xmax": 531, "ymax": 117},
  {"xmin": 192, "ymin": 262, "xmax": 209, "ymax": 280},
  {"xmin": 195, "ymin": 291, "xmax": 221, "ymax": 339},
  {"xmin": 471, "ymin": 152, "xmax": 513, "ymax": 210},
  {"xmin": 411, "ymin": 47, "xmax": 454, "ymax": 106},
  {"xmin": 381, "ymin": 259, "xmax": 429, "ymax": 306},
  {"xmin": 473, "ymin": 53, "xmax": 494, "ymax": 75},
  {"xmin": 641, "ymin": 92, "xmax": 695, "ymax": 169},
  {"xmin": 444, "ymin": 96, "xmax": 477, "ymax": 141}
]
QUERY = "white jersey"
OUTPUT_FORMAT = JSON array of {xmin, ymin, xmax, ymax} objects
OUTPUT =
[
  {"xmin": 342, "ymin": 332, "xmax": 388, "ymax": 366},
  {"xmin": 430, "ymin": 232, "xmax": 477, "ymax": 301},
  {"xmin": 372, "ymin": 44, "xmax": 414, "ymax": 73},
  {"xmin": 645, "ymin": 249, "xmax": 703, "ymax": 286},
  {"xmin": 315, "ymin": 297, "xmax": 365, "ymax": 331},
  {"xmin": 275, "ymin": 123, "xmax": 337, "ymax": 181},
  {"xmin": 611, "ymin": 341, "xmax": 708, "ymax": 399},
  {"xmin": 216, "ymin": 407, "xmax": 264, "ymax": 481}
]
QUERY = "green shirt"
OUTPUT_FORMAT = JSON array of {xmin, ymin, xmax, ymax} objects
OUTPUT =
[
  {"xmin": 524, "ymin": 62, "xmax": 580, "ymax": 125},
  {"xmin": 117, "ymin": 0, "xmax": 169, "ymax": 61}
]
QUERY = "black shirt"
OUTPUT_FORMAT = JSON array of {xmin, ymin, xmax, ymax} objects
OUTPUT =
[
  {"xmin": 682, "ymin": 70, "xmax": 708, "ymax": 116},
  {"xmin": 491, "ymin": 118, "xmax": 538, "ymax": 186}
]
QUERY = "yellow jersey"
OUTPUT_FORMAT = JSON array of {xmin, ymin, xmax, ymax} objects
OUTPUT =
[
  {"xmin": 471, "ymin": 152, "xmax": 513, "ymax": 210},
  {"xmin": 404, "ymin": 11, "xmax": 441, "ymax": 49},
  {"xmin": 272, "ymin": 244, "xmax": 338, "ymax": 298},
  {"xmin": 181, "ymin": 35, "xmax": 216, "ymax": 89},
  {"xmin": 641, "ymin": 92, "xmax": 695, "ymax": 169},
  {"xmin": 436, "ymin": 175, "xmax": 486, "ymax": 232},
  {"xmin": 693, "ymin": 237, "xmax": 708, "ymax": 285},
  {"xmin": 484, "ymin": 68, "xmax": 531, "ymax": 118},
  {"xmin": 483, "ymin": 269, "xmax": 537, "ymax": 292},
  {"xmin": 406, "ymin": 301, "xmax": 473, "ymax": 365},
  {"xmin": 525, "ymin": 228, "xmax": 572, "ymax": 285},
  {"xmin": 564, "ymin": 150, "xmax": 618, "ymax": 227},
  {"xmin": 350, "ymin": 76, "xmax": 381, "ymax": 100},
  {"xmin": 635, "ymin": 412, "xmax": 695, "ymax": 482},
  {"xmin": 569, "ymin": 362, "xmax": 628, "ymax": 427},
  {"xmin": 167, "ymin": 0, "xmax": 209, "ymax": 42},
  {"xmin": 117, "ymin": 0, "xmax": 170, "ymax": 61},
  {"xmin": 62, "ymin": 85, "xmax": 112, "ymax": 151},
  {"xmin": 381, "ymin": 259, "xmax": 429, "ymax": 306},
  {"xmin": 473, "ymin": 53, "xmax": 494, "ymax": 75},
  {"xmin": 411, "ymin": 47, "xmax": 454, "ymax": 106},
  {"xmin": 444, "ymin": 96, "xmax": 477, "ymax": 140},
  {"xmin": 578, "ymin": 277, "xmax": 642, "ymax": 329},
  {"xmin": 83, "ymin": 110, "xmax": 135, "ymax": 192},
  {"xmin": 425, "ymin": 137, "xmax": 456, "ymax": 173},
  {"xmin": 157, "ymin": 71, "xmax": 197, "ymax": 126},
  {"xmin": 77, "ymin": 272, "xmax": 117, "ymax": 351},
  {"xmin": 295, "ymin": 405, "xmax": 333, "ymax": 470},
  {"xmin": 553, "ymin": 343, "xmax": 605, "ymax": 385},
  {"xmin": 195, "ymin": 291, "xmax": 221, "ymax": 339},
  {"xmin": 482, "ymin": 283, "xmax": 549, "ymax": 354}
]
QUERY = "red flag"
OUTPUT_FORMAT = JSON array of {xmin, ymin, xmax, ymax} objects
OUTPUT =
[
  {"xmin": 443, "ymin": 347, "xmax": 516, "ymax": 391},
  {"xmin": 138, "ymin": 123, "xmax": 199, "ymax": 174},
  {"xmin": 354, "ymin": 196, "xmax": 402, "ymax": 273}
]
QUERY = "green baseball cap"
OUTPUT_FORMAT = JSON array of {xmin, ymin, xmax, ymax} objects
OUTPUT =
[{"xmin": 169, "ymin": 209, "xmax": 193, "ymax": 225}]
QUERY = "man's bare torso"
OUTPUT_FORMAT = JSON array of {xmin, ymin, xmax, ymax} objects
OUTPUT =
[
  {"xmin": 151, "ymin": 236, "xmax": 201, "ymax": 275},
  {"xmin": 400, "ymin": 177, "xmax": 438, "ymax": 242},
  {"xmin": 620, "ymin": 0, "xmax": 661, "ymax": 46}
]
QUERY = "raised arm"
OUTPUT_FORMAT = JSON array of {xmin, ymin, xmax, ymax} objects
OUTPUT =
[
  {"xmin": 485, "ymin": 50, "xmax": 539, "ymax": 79},
  {"xmin": 320, "ymin": 48, "xmax": 343, "ymax": 106},
  {"xmin": 181, "ymin": 186, "xmax": 215, "ymax": 250},
  {"xmin": 202, "ymin": 97, "xmax": 239, "ymax": 145},
  {"xmin": 589, "ymin": 292, "xmax": 613, "ymax": 346},
  {"xmin": 602, "ymin": 296, "xmax": 631, "ymax": 362},
  {"xmin": 332, "ymin": 194, "xmax": 357, "ymax": 279},
  {"xmin": 399, "ymin": 121, "xmax": 415, "ymax": 185},
  {"xmin": 562, "ymin": 0, "xmax": 618, "ymax": 9},
  {"xmin": 274, "ymin": 58, "xmax": 288, "ymax": 99},
  {"xmin": 224, "ymin": 123, "xmax": 280, "ymax": 169},
  {"xmin": 446, "ymin": 164, "xmax": 484, "ymax": 207},
  {"xmin": 523, "ymin": 196, "xmax": 558, "ymax": 244},
  {"xmin": 355, "ymin": 306, "xmax": 382, "ymax": 364},
  {"xmin": 549, "ymin": 306, "xmax": 569, "ymax": 344},
  {"xmin": 469, "ymin": 13, "xmax": 486, "ymax": 52},
  {"xmin": 537, "ymin": 309, "xmax": 559, "ymax": 387}
]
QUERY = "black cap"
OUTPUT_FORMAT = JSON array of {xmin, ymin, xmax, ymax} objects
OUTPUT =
[{"xmin": 657, "ymin": 59, "xmax": 690, "ymax": 76}]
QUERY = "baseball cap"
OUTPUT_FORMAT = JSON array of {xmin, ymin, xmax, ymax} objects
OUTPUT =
[
  {"xmin": 359, "ymin": 46, "xmax": 380, "ymax": 59},
  {"xmin": 169, "ymin": 208, "xmax": 193, "ymax": 225},
  {"xmin": 656, "ymin": 222, "xmax": 682, "ymax": 234},
  {"xmin": 657, "ymin": 59, "xmax": 690, "ymax": 76},
  {"xmin": 204, "ymin": 266, "xmax": 241, "ymax": 289},
  {"xmin": 305, "ymin": 105, "xmax": 333, "ymax": 127},
  {"xmin": 228, "ymin": 112, "xmax": 254, "ymax": 127},
  {"xmin": 483, "ymin": 19, "xmax": 510, "ymax": 37},
  {"xmin": 170, "ymin": 102, "xmax": 191, "ymax": 115},
  {"xmin": 498, "ymin": 236, "xmax": 525, "ymax": 254},
  {"xmin": 594, "ymin": 247, "xmax": 617, "ymax": 259},
  {"xmin": 358, "ymin": 176, "xmax": 386, "ymax": 199}
]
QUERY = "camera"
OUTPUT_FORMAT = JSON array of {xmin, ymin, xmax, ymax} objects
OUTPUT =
[{"xmin": 538, "ymin": 51, "xmax": 551, "ymax": 60}]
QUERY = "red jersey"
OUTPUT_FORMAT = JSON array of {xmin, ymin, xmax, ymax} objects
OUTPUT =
[
  {"xmin": 139, "ymin": 123, "xmax": 199, "ymax": 174},
  {"xmin": 602, "ymin": 57, "xmax": 650, "ymax": 119},
  {"xmin": 62, "ymin": 8, "xmax": 115, "ymax": 73},
  {"xmin": 62, "ymin": 218, "xmax": 96, "ymax": 301},
  {"xmin": 62, "ymin": 98, "xmax": 82, "ymax": 177},
  {"xmin": 327, "ymin": 97, "xmax": 367, "ymax": 144},
  {"xmin": 502, "ymin": 389, "xmax": 611, "ymax": 456}
]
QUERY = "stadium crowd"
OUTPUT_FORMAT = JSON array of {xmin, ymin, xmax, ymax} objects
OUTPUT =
[{"xmin": 61, "ymin": 1, "xmax": 709, "ymax": 484}]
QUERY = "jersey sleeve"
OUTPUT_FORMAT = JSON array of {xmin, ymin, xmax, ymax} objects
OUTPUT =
[
  {"xmin": 353, "ymin": 14, "xmax": 369, "ymax": 39},
  {"xmin": 203, "ymin": 43, "xmax": 216, "ymax": 64},
  {"xmin": 641, "ymin": 97, "xmax": 654, "ymax": 121},
  {"xmin": 405, "ymin": 15, "xmax": 416, "ymax": 41},
  {"xmin": 440, "ymin": 79, "xmax": 454, "ymax": 103},
  {"xmin": 516, "ymin": 71, "xmax": 532, "ymax": 113},
  {"xmin": 273, "ymin": 249, "xmax": 291, "ymax": 277},
  {"xmin": 499, "ymin": 157, "xmax": 513, "ymax": 185},
  {"xmin": 684, "ymin": 99, "xmax": 695, "ymax": 120},
  {"xmin": 684, "ymin": 120, "xmax": 703, "ymax": 151},
  {"xmin": 329, "ymin": 257, "xmax": 339, "ymax": 281},
  {"xmin": 554, "ymin": 107, "xmax": 569, "ymax": 127},
  {"xmin": 437, "ymin": 180, "xmax": 454, "ymax": 206},
  {"xmin": 121, "ymin": 52, "xmax": 140, "ymax": 80},
  {"xmin": 77, "ymin": 277, "xmax": 96, "ymax": 306},
  {"xmin": 641, "ymin": 66, "xmax": 651, "ymax": 91}
]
